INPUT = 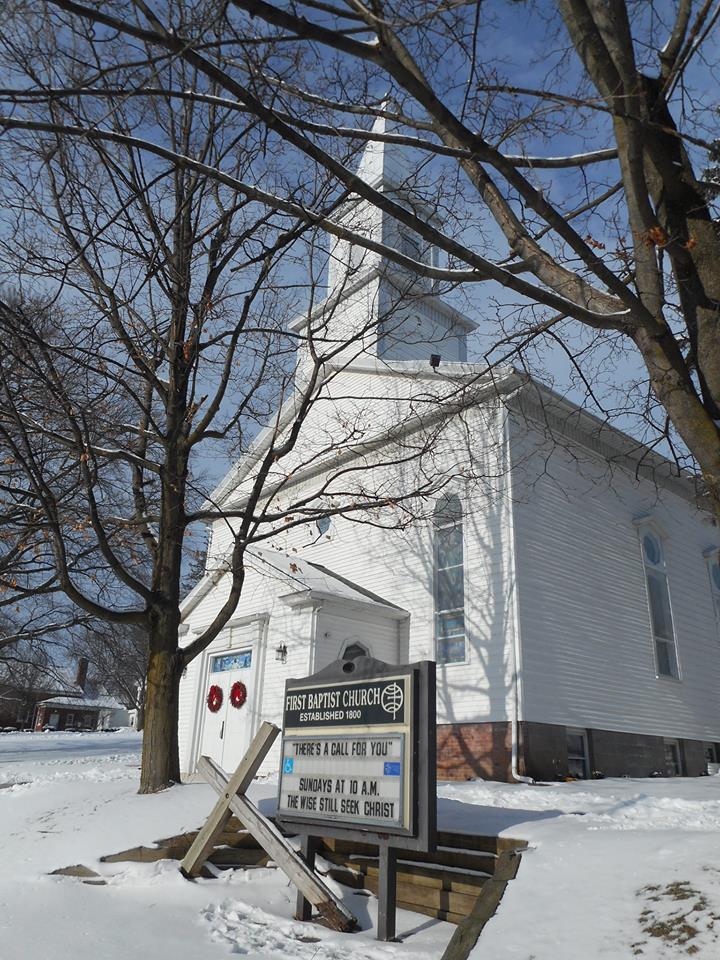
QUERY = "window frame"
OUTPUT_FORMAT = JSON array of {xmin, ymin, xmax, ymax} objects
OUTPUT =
[
  {"xmin": 566, "ymin": 727, "xmax": 590, "ymax": 779},
  {"xmin": 704, "ymin": 548, "xmax": 720, "ymax": 634},
  {"xmin": 316, "ymin": 516, "xmax": 332, "ymax": 538},
  {"xmin": 210, "ymin": 650, "xmax": 253, "ymax": 673},
  {"xmin": 663, "ymin": 738, "xmax": 683, "ymax": 777},
  {"xmin": 433, "ymin": 493, "xmax": 468, "ymax": 666},
  {"xmin": 635, "ymin": 520, "xmax": 681, "ymax": 681}
]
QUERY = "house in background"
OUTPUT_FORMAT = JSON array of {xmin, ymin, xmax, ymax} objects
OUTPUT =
[
  {"xmin": 177, "ymin": 119, "xmax": 720, "ymax": 783},
  {"xmin": 32, "ymin": 658, "xmax": 128, "ymax": 731},
  {"xmin": 0, "ymin": 656, "xmax": 76, "ymax": 730}
]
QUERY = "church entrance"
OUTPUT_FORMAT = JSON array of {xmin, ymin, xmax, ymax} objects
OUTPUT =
[{"xmin": 199, "ymin": 647, "xmax": 256, "ymax": 772}]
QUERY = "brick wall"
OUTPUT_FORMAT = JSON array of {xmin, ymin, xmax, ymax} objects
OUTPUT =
[
  {"xmin": 436, "ymin": 721, "xmax": 512, "ymax": 781},
  {"xmin": 436, "ymin": 720, "xmax": 715, "ymax": 782}
]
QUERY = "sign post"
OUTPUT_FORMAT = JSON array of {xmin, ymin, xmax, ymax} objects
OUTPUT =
[{"xmin": 277, "ymin": 655, "xmax": 436, "ymax": 940}]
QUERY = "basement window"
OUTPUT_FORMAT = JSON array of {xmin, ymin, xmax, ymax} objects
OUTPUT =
[
  {"xmin": 663, "ymin": 738, "xmax": 682, "ymax": 777},
  {"xmin": 566, "ymin": 728, "xmax": 589, "ymax": 779}
]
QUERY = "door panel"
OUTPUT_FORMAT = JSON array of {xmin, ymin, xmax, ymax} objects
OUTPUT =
[
  {"xmin": 221, "ymin": 665, "xmax": 255, "ymax": 771},
  {"xmin": 200, "ymin": 647, "xmax": 255, "ymax": 773},
  {"xmin": 199, "ymin": 673, "xmax": 229, "ymax": 767}
]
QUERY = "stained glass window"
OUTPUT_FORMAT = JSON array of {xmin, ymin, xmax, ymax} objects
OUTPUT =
[{"xmin": 210, "ymin": 651, "xmax": 252, "ymax": 672}]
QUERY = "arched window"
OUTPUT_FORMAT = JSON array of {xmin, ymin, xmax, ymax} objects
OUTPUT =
[{"xmin": 434, "ymin": 493, "xmax": 466, "ymax": 663}]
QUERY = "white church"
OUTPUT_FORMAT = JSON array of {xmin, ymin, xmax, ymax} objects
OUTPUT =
[{"xmin": 178, "ymin": 119, "xmax": 720, "ymax": 784}]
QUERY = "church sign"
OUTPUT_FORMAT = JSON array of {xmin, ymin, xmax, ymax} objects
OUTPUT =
[{"xmin": 277, "ymin": 657, "xmax": 435, "ymax": 848}]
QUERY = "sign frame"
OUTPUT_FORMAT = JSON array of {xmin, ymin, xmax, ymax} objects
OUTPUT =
[{"xmin": 276, "ymin": 655, "xmax": 436, "ymax": 854}]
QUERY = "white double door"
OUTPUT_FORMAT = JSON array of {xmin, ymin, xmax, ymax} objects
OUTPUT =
[{"xmin": 200, "ymin": 649, "xmax": 255, "ymax": 773}]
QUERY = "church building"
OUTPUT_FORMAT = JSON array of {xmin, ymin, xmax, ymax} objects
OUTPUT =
[{"xmin": 178, "ymin": 118, "xmax": 720, "ymax": 784}]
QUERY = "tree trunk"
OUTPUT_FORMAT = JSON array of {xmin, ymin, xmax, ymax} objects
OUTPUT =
[{"xmin": 139, "ymin": 640, "xmax": 182, "ymax": 793}]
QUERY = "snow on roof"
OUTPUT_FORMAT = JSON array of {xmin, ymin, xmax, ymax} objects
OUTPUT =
[
  {"xmin": 246, "ymin": 545, "xmax": 407, "ymax": 615},
  {"xmin": 37, "ymin": 693, "xmax": 124, "ymax": 710}
]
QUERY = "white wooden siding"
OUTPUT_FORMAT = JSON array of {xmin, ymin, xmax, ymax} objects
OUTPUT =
[
  {"xmin": 510, "ymin": 413, "xmax": 720, "ymax": 741},
  {"xmin": 313, "ymin": 606, "xmax": 400, "ymax": 670},
  {"xmin": 241, "ymin": 403, "xmax": 517, "ymax": 726},
  {"xmin": 178, "ymin": 562, "xmax": 316, "ymax": 778}
]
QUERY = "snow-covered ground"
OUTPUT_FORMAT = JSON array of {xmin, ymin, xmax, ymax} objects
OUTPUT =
[{"xmin": 1, "ymin": 731, "xmax": 719, "ymax": 959}]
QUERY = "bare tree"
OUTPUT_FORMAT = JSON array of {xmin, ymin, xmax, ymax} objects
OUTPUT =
[
  {"xmin": 2, "ymin": 0, "xmax": 716, "ymax": 507},
  {"xmin": 0, "ymin": 3, "xmax": 488, "ymax": 791},
  {"xmin": 70, "ymin": 623, "xmax": 148, "ymax": 721}
]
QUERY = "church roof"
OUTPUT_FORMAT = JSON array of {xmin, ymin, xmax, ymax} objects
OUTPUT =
[
  {"xmin": 247, "ymin": 545, "xmax": 407, "ymax": 616},
  {"xmin": 180, "ymin": 543, "xmax": 408, "ymax": 622}
]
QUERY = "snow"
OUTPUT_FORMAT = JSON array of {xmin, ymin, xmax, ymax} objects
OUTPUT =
[
  {"xmin": 1, "ymin": 732, "xmax": 719, "ymax": 959},
  {"xmin": 436, "ymin": 778, "xmax": 720, "ymax": 959}
]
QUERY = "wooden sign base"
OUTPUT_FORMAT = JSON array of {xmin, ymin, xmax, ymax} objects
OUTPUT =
[{"xmin": 181, "ymin": 721, "xmax": 357, "ymax": 933}]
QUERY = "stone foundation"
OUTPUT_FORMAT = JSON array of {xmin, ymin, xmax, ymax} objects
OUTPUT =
[{"xmin": 436, "ymin": 719, "xmax": 715, "ymax": 782}]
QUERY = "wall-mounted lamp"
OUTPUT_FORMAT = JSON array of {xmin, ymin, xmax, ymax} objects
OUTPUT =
[{"xmin": 275, "ymin": 643, "xmax": 288, "ymax": 664}]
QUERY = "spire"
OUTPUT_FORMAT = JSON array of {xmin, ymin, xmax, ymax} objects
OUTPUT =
[
  {"xmin": 325, "ymin": 106, "xmax": 411, "ymax": 295},
  {"xmin": 355, "ymin": 108, "xmax": 409, "ymax": 192}
]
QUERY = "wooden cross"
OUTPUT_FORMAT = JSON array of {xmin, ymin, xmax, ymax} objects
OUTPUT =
[{"xmin": 180, "ymin": 721, "xmax": 357, "ymax": 934}]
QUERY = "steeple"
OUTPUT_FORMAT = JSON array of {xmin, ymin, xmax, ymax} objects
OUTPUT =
[
  {"xmin": 354, "ymin": 110, "xmax": 409, "ymax": 192},
  {"xmin": 294, "ymin": 109, "xmax": 476, "ymax": 376}
]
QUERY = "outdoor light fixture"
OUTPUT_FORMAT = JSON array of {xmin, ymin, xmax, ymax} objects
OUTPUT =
[
  {"xmin": 429, "ymin": 353, "xmax": 441, "ymax": 370},
  {"xmin": 275, "ymin": 643, "xmax": 288, "ymax": 664}
]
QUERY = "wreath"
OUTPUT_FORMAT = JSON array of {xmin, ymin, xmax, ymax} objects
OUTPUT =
[
  {"xmin": 206, "ymin": 684, "xmax": 223, "ymax": 713},
  {"xmin": 230, "ymin": 681, "xmax": 247, "ymax": 709}
]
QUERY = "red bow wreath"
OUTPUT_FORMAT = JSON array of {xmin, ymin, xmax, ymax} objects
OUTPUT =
[
  {"xmin": 230, "ymin": 681, "xmax": 247, "ymax": 709},
  {"xmin": 206, "ymin": 684, "xmax": 223, "ymax": 713}
]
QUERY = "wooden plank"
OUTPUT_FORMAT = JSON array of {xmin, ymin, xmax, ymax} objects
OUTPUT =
[
  {"xmin": 322, "ymin": 852, "xmax": 488, "ymax": 895},
  {"xmin": 207, "ymin": 848, "xmax": 271, "ymax": 867},
  {"xmin": 440, "ymin": 850, "xmax": 523, "ymax": 960},
  {"xmin": 326, "ymin": 866, "xmax": 367, "ymax": 890},
  {"xmin": 395, "ymin": 902, "xmax": 466, "ymax": 925},
  {"xmin": 49, "ymin": 864, "xmax": 107, "ymax": 885},
  {"xmin": 319, "ymin": 838, "xmax": 495, "ymax": 875},
  {"xmin": 101, "ymin": 845, "xmax": 175, "ymax": 864},
  {"xmin": 363, "ymin": 874, "xmax": 479, "ymax": 916},
  {"xmin": 325, "ymin": 867, "xmax": 475, "ymax": 927},
  {"xmin": 157, "ymin": 829, "xmax": 262, "ymax": 851},
  {"xmin": 436, "ymin": 831, "xmax": 527, "ymax": 855},
  {"xmin": 198, "ymin": 755, "xmax": 357, "ymax": 933},
  {"xmin": 320, "ymin": 837, "xmax": 380, "ymax": 857},
  {"xmin": 388, "ymin": 847, "xmax": 495, "ymax": 876},
  {"xmin": 181, "ymin": 722, "xmax": 279, "ymax": 879}
]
